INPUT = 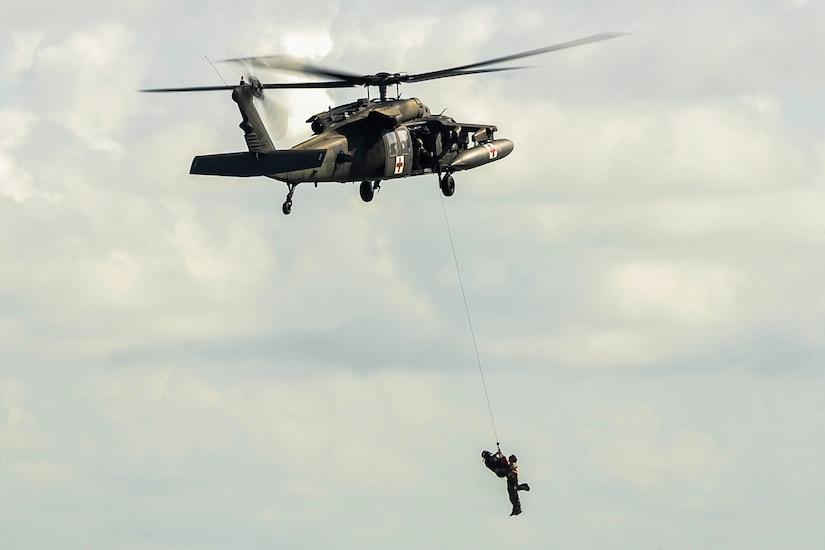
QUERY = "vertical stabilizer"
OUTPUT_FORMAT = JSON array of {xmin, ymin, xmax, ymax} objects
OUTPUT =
[{"xmin": 232, "ymin": 79, "xmax": 276, "ymax": 153}]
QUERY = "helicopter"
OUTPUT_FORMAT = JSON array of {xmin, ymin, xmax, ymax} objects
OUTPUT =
[{"xmin": 141, "ymin": 32, "xmax": 628, "ymax": 215}]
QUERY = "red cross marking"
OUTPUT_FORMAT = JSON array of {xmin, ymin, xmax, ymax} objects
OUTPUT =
[{"xmin": 485, "ymin": 143, "xmax": 498, "ymax": 159}]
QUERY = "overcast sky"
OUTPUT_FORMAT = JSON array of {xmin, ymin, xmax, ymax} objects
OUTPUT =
[{"xmin": 1, "ymin": 1, "xmax": 824, "ymax": 548}]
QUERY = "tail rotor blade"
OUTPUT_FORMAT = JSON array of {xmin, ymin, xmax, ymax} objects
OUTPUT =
[{"xmin": 256, "ymin": 93, "xmax": 288, "ymax": 142}]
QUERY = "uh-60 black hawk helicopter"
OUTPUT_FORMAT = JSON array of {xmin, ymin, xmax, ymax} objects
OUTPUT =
[{"xmin": 141, "ymin": 32, "xmax": 628, "ymax": 215}]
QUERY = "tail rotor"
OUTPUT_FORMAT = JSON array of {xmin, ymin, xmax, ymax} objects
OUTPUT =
[{"xmin": 237, "ymin": 64, "xmax": 288, "ymax": 142}]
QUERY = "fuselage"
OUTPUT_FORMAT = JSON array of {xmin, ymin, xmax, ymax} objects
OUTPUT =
[
  {"xmin": 268, "ymin": 97, "xmax": 512, "ymax": 184},
  {"xmin": 270, "ymin": 97, "xmax": 429, "ymax": 183}
]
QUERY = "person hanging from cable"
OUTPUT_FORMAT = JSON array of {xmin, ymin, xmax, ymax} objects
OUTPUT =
[{"xmin": 481, "ymin": 444, "xmax": 530, "ymax": 516}]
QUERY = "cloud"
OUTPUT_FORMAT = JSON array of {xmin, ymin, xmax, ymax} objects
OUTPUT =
[
  {"xmin": 0, "ymin": 379, "xmax": 42, "ymax": 453},
  {"xmin": 1, "ymin": 3, "xmax": 824, "ymax": 548},
  {"xmin": 88, "ymin": 367, "xmax": 452, "ymax": 491},
  {"xmin": 470, "ymin": 98, "xmax": 815, "ymax": 202},
  {"xmin": 50, "ymin": 30, "xmax": 143, "ymax": 152},
  {"xmin": 6, "ymin": 459, "xmax": 80, "ymax": 487},
  {"xmin": 581, "ymin": 402, "xmax": 726, "ymax": 497},
  {"xmin": 6, "ymin": 5, "xmax": 818, "ymax": 378},
  {"xmin": 608, "ymin": 261, "xmax": 740, "ymax": 325},
  {"xmin": 0, "ymin": 109, "xmax": 60, "ymax": 204},
  {"xmin": 0, "ymin": 379, "xmax": 33, "ymax": 431},
  {"xmin": 2, "ymin": 31, "xmax": 43, "ymax": 80}
]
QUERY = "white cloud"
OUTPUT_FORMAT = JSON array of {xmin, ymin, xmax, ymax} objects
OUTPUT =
[
  {"xmin": 164, "ymin": 199, "xmax": 274, "ymax": 285},
  {"xmin": 0, "ymin": 379, "xmax": 33, "ymax": 431},
  {"xmin": 0, "ymin": 379, "xmax": 40, "ymax": 452},
  {"xmin": 582, "ymin": 402, "xmax": 726, "ymax": 495},
  {"xmin": 90, "ymin": 368, "xmax": 451, "ymax": 490},
  {"xmin": 481, "ymin": 98, "xmax": 814, "ymax": 202},
  {"xmin": 487, "ymin": 327, "xmax": 663, "ymax": 370},
  {"xmin": 1, "ymin": 2, "xmax": 824, "ymax": 548},
  {"xmin": 0, "ymin": 151, "xmax": 36, "ymax": 203},
  {"xmin": 2, "ymin": 31, "xmax": 43, "ymax": 79},
  {"xmin": 279, "ymin": 32, "xmax": 334, "ymax": 60},
  {"xmin": 0, "ymin": 109, "xmax": 33, "ymax": 149},
  {"xmin": 6, "ymin": 460, "xmax": 80, "ymax": 487},
  {"xmin": 27, "ymin": 26, "xmax": 146, "ymax": 154},
  {"xmin": 0, "ymin": 109, "xmax": 60, "ymax": 204},
  {"xmin": 608, "ymin": 261, "xmax": 740, "ymax": 326}
]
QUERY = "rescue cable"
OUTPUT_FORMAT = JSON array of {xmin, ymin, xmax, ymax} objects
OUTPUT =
[{"xmin": 440, "ymin": 195, "xmax": 500, "ymax": 446}]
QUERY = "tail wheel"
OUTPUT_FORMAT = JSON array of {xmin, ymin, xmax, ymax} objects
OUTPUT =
[
  {"xmin": 440, "ymin": 174, "xmax": 455, "ymax": 197},
  {"xmin": 282, "ymin": 201, "xmax": 292, "ymax": 215}
]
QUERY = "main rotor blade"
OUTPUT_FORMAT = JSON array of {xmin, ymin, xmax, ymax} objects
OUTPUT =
[
  {"xmin": 140, "ymin": 81, "xmax": 356, "ymax": 93},
  {"xmin": 222, "ymin": 54, "xmax": 368, "ymax": 85},
  {"xmin": 260, "ymin": 81, "xmax": 356, "ymax": 89},
  {"xmin": 140, "ymin": 85, "xmax": 236, "ymax": 92},
  {"xmin": 406, "ymin": 66, "xmax": 527, "ymax": 84},
  {"xmin": 143, "ymin": 32, "xmax": 630, "ymax": 94},
  {"xmin": 407, "ymin": 32, "xmax": 630, "ymax": 83}
]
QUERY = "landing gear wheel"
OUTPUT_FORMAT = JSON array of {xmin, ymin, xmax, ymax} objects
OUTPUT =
[
  {"xmin": 359, "ymin": 180, "xmax": 374, "ymax": 202},
  {"xmin": 440, "ymin": 173, "xmax": 455, "ymax": 197},
  {"xmin": 281, "ymin": 183, "xmax": 297, "ymax": 215}
]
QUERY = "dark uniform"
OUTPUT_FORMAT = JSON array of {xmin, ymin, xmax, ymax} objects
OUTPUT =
[{"xmin": 481, "ymin": 450, "xmax": 530, "ymax": 516}]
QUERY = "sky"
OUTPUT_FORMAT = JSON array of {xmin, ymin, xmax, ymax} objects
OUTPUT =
[{"xmin": 1, "ymin": 0, "xmax": 824, "ymax": 548}]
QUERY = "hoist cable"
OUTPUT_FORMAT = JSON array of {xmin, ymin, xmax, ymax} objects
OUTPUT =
[{"xmin": 440, "ymin": 194, "xmax": 499, "ymax": 445}]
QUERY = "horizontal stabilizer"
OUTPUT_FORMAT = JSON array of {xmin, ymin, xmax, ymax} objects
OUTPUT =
[{"xmin": 190, "ymin": 150, "xmax": 326, "ymax": 177}]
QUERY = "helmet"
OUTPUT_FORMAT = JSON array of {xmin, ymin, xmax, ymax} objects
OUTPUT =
[
  {"xmin": 509, "ymin": 454, "xmax": 517, "ymax": 463},
  {"xmin": 481, "ymin": 450, "xmax": 491, "ymax": 459}
]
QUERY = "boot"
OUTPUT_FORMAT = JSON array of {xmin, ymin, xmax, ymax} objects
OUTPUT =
[{"xmin": 518, "ymin": 483, "xmax": 530, "ymax": 492}]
